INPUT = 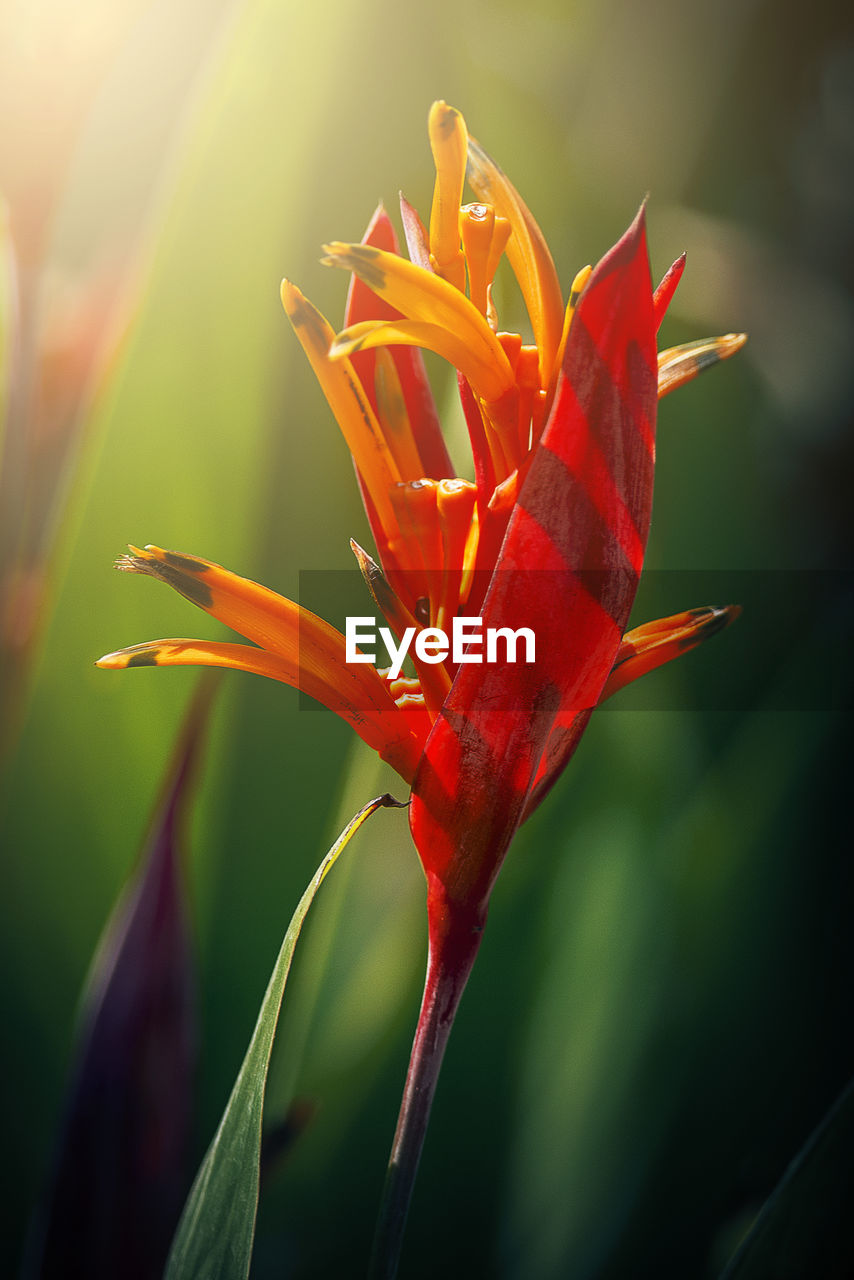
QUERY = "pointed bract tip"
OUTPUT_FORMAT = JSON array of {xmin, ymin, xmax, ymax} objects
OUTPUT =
[
  {"xmin": 694, "ymin": 603, "xmax": 742, "ymax": 639},
  {"xmin": 657, "ymin": 331, "xmax": 748, "ymax": 398},
  {"xmin": 429, "ymin": 99, "xmax": 458, "ymax": 123},
  {"xmin": 280, "ymin": 278, "xmax": 301, "ymax": 307},
  {"xmin": 350, "ymin": 539, "xmax": 374, "ymax": 572},
  {"xmin": 611, "ymin": 200, "xmax": 651, "ymax": 269},
  {"xmin": 621, "ymin": 197, "xmax": 649, "ymax": 250},
  {"xmin": 95, "ymin": 649, "xmax": 123, "ymax": 667},
  {"xmin": 96, "ymin": 642, "xmax": 164, "ymax": 669},
  {"xmin": 705, "ymin": 332, "xmax": 749, "ymax": 366},
  {"xmin": 281, "ymin": 279, "xmax": 316, "ymax": 318},
  {"xmin": 350, "ymin": 538, "xmax": 383, "ymax": 582}
]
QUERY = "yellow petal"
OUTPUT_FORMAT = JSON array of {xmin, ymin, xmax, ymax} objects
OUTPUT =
[
  {"xmin": 551, "ymin": 264, "xmax": 592, "ymax": 396},
  {"xmin": 322, "ymin": 242, "xmax": 514, "ymax": 404},
  {"xmin": 330, "ymin": 318, "xmax": 512, "ymax": 407},
  {"xmin": 96, "ymin": 637, "xmax": 294, "ymax": 680},
  {"xmin": 428, "ymin": 100, "xmax": 467, "ymax": 292},
  {"xmin": 280, "ymin": 280, "xmax": 402, "ymax": 537},
  {"xmin": 466, "ymin": 134, "xmax": 564, "ymax": 384},
  {"xmin": 460, "ymin": 202, "xmax": 511, "ymax": 319}
]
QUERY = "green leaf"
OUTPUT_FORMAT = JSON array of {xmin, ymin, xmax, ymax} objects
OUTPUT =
[
  {"xmin": 164, "ymin": 792, "xmax": 405, "ymax": 1280},
  {"xmin": 720, "ymin": 1076, "xmax": 854, "ymax": 1279}
]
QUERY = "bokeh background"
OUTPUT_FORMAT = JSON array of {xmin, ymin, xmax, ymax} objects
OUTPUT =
[{"xmin": 1, "ymin": 0, "xmax": 852, "ymax": 1275}]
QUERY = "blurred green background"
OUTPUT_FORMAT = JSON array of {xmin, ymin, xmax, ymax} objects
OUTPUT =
[{"xmin": 1, "ymin": 0, "xmax": 852, "ymax": 1275}]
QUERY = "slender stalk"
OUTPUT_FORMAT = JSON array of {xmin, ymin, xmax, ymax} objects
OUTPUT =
[{"xmin": 368, "ymin": 891, "xmax": 484, "ymax": 1280}]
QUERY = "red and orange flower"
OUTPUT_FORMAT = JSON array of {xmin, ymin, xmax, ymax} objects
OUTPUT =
[
  {"xmin": 98, "ymin": 101, "xmax": 742, "ymax": 935},
  {"xmin": 99, "ymin": 104, "xmax": 745, "ymax": 1263},
  {"xmin": 101, "ymin": 112, "xmax": 749, "ymax": 1252}
]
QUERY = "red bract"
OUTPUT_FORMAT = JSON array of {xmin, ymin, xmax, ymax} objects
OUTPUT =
[{"xmin": 411, "ymin": 208, "xmax": 657, "ymax": 925}]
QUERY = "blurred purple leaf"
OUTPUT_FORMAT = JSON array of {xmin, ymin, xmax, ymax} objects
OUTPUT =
[{"xmin": 24, "ymin": 684, "xmax": 213, "ymax": 1279}]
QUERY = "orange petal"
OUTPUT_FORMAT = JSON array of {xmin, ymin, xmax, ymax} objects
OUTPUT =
[
  {"xmin": 658, "ymin": 333, "xmax": 747, "ymax": 398},
  {"xmin": 428, "ymin": 100, "xmax": 467, "ymax": 292},
  {"xmin": 466, "ymin": 134, "xmax": 564, "ymax": 385},
  {"xmin": 601, "ymin": 604, "xmax": 741, "ymax": 700},
  {"xmin": 96, "ymin": 637, "xmax": 294, "ymax": 679},
  {"xmin": 280, "ymin": 280, "xmax": 402, "ymax": 539},
  {"xmin": 460, "ymin": 202, "xmax": 510, "ymax": 318},
  {"xmin": 115, "ymin": 546, "xmax": 405, "ymax": 716},
  {"xmin": 322, "ymin": 243, "xmax": 514, "ymax": 403},
  {"xmin": 330, "ymin": 318, "xmax": 506, "ymax": 403},
  {"xmin": 97, "ymin": 634, "xmax": 423, "ymax": 782}
]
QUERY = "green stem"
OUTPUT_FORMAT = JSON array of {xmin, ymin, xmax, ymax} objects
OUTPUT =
[{"xmin": 368, "ymin": 891, "xmax": 484, "ymax": 1280}]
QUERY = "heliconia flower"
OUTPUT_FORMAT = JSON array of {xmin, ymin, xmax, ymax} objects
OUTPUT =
[{"xmin": 98, "ymin": 102, "xmax": 745, "ymax": 1274}]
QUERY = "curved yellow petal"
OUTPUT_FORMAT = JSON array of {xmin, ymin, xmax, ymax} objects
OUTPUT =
[
  {"xmin": 96, "ymin": 637, "xmax": 293, "ymax": 679},
  {"xmin": 280, "ymin": 280, "xmax": 402, "ymax": 537},
  {"xmin": 321, "ymin": 242, "xmax": 514, "ymax": 403},
  {"xmin": 428, "ymin": 100, "xmax": 467, "ymax": 291},
  {"xmin": 466, "ymin": 134, "xmax": 564, "ymax": 384},
  {"xmin": 330, "ymin": 318, "xmax": 512, "ymax": 406},
  {"xmin": 96, "ymin": 635, "xmax": 423, "ymax": 782}
]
